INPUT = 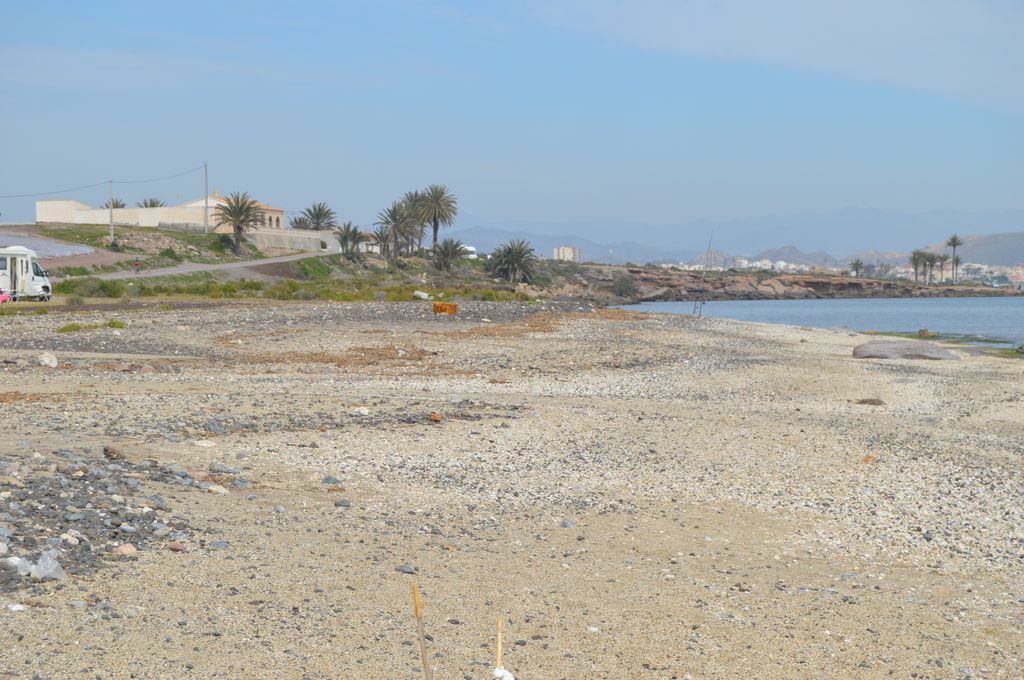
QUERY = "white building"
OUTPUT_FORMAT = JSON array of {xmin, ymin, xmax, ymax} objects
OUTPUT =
[
  {"xmin": 553, "ymin": 245, "xmax": 581, "ymax": 262},
  {"xmin": 35, "ymin": 192, "xmax": 284, "ymax": 233}
]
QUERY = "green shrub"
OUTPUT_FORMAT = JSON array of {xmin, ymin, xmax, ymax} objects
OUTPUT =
[
  {"xmin": 158, "ymin": 248, "xmax": 182, "ymax": 262},
  {"xmin": 612, "ymin": 274, "xmax": 638, "ymax": 297},
  {"xmin": 107, "ymin": 319, "xmax": 126, "ymax": 329},
  {"xmin": 57, "ymin": 323, "xmax": 83, "ymax": 333}
]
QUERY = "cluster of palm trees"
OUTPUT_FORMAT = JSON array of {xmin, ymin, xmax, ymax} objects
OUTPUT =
[
  {"xmin": 908, "ymin": 234, "xmax": 964, "ymax": 285},
  {"xmin": 210, "ymin": 187, "xmax": 538, "ymax": 284},
  {"xmin": 372, "ymin": 185, "xmax": 458, "ymax": 261}
]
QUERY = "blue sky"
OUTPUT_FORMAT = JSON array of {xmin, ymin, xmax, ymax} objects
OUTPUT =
[{"xmin": 2, "ymin": 0, "xmax": 1022, "ymax": 247}]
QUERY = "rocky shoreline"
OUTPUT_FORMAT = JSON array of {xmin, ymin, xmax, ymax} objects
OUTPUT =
[{"xmin": 559, "ymin": 264, "xmax": 1024, "ymax": 303}]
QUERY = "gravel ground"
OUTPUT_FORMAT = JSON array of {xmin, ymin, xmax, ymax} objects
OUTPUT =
[{"xmin": 1, "ymin": 300, "xmax": 1021, "ymax": 679}]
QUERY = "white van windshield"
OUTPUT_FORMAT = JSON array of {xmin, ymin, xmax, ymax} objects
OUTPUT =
[{"xmin": 32, "ymin": 261, "xmax": 45, "ymax": 276}]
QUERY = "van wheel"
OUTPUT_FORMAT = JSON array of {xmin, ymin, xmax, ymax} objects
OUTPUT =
[{"xmin": 40, "ymin": 295, "xmax": 51, "ymax": 302}]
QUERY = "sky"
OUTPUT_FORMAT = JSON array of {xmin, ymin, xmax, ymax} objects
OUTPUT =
[{"xmin": 1, "ymin": 0, "xmax": 1022, "ymax": 252}]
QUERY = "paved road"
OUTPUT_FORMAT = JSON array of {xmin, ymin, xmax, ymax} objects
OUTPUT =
[{"xmin": 92, "ymin": 252, "xmax": 316, "ymax": 280}]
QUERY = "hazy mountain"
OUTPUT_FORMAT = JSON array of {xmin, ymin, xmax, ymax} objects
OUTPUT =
[
  {"xmin": 750, "ymin": 246, "xmax": 839, "ymax": 267},
  {"xmin": 466, "ymin": 208, "xmax": 1024, "ymax": 259},
  {"xmin": 448, "ymin": 226, "xmax": 697, "ymax": 264},
  {"xmin": 925, "ymin": 230, "xmax": 1024, "ymax": 266},
  {"xmin": 844, "ymin": 249, "xmax": 911, "ymax": 266}
]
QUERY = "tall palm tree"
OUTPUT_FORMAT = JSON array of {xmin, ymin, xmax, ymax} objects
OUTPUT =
[
  {"xmin": 402, "ymin": 191, "xmax": 427, "ymax": 252},
  {"xmin": 849, "ymin": 259, "xmax": 864, "ymax": 277},
  {"xmin": 923, "ymin": 252, "xmax": 939, "ymax": 284},
  {"xmin": 300, "ymin": 202, "xmax": 338, "ymax": 231},
  {"xmin": 909, "ymin": 250, "xmax": 926, "ymax": 284},
  {"xmin": 289, "ymin": 215, "xmax": 311, "ymax": 230},
  {"xmin": 419, "ymin": 184, "xmax": 458, "ymax": 253},
  {"xmin": 213, "ymin": 192, "xmax": 262, "ymax": 255},
  {"xmin": 487, "ymin": 239, "xmax": 537, "ymax": 284},
  {"xmin": 136, "ymin": 198, "xmax": 165, "ymax": 208},
  {"xmin": 937, "ymin": 254, "xmax": 951, "ymax": 283},
  {"xmin": 945, "ymin": 234, "xmax": 964, "ymax": 283},
  {"xmin": 433, "ymin": 238, "xmax": 468, "ymax": 273},
  {"xmin": 952, "ymin": 255, "xmax": 962, "ymax": 283},
  {"xmin": 102, "ymin": 198, "xmax": 126, "ymax": 209},
  {"xmin": 336, "ymin": 221, "xmax": 368, "ymax": 258}
]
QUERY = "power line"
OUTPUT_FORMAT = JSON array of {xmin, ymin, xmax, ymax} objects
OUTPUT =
[
  {"xmin": 0, "ymin": 164, "xmax": 205, "ymax": 198},
  {"xmin": 113, "ymin": 164, "xmax": 205, "ymax": 185},
  {"xmin": 0, "ymin": 180, "xmax": 109, "ymax": 199}
]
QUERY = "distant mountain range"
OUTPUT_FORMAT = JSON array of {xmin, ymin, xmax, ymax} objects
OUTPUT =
[
  {"xmin": 453, "ymin": 207, "xmax": 1024, "ymax": 266},
  {"xmin": 448, "ymin": 226, "xmax": 697, "ymax": 264}
]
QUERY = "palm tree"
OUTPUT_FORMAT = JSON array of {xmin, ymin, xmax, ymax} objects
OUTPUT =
[
  {"xmin": 136, "ymin": 198, "xmax": 165, "ymax": 208},
  {"xmin": 402, "ymin": 191, "xmax": 427, "ymax": 252},
  {"xmin": 300, "ymin": 202, "xmax": 338, "ymax": 231},
  {"xmin": 945, "ymin": 234, "xmax": 964, "ymax": 283},
  {"xmin": 487, "ymin": 239, "xmax": 537, "ymax": 284},
  {"xmin": 289, "ymin": 215, "xmax": 311, "ymax": 230},
  {"xmin": 923, "ymin": 252, "xmax": 939, "ymax": 284},
  {"xmin": 102, "ymin": 198, "xmax": 126, "ymax": 209},
  {"xmin": 433, "ymin": 238, "xmax": 468, "ymax": 273},
  {"xmin": 372, "ymin": 224, "xmax": 392, "ymax": 260},
  {"xmin": 849, "ymin": 259, "xmax": 864, "ymax": 277},
  {"xmin": 336, "ymin": 221, "xmax": 367, "ymax": 259},
  {"xmin": 376, "ymin": 200, "xmax": 419, "ymax": 261},
  {"xmin": 952, "ymin": 255, "xmax": 962, "ymax": 283},
  {"xmin": 937, "ymin": 254, "xmax": 951, "ymax": 283},
  {"xmin": 419, "ymin": 184, "xmax": 458, "ymax": 253},
  {"xmin": 909, "ymin": 249, "xmax": 926, "ymax": 284},
  {"xmin": 213, "ymin": 192, "xmax": 262, "ymax": 255}
]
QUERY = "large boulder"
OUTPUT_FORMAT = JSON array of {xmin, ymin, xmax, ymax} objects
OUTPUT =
[{"xmin": 852, "ymin": 340, "xmax": 958, "ymax": 361}]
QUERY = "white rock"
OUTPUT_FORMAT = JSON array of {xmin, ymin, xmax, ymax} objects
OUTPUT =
[{"xmin": 37, "ymin": 353, "xmax": 58, "ymax": 368}]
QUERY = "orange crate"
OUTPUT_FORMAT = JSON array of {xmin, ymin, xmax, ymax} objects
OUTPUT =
[{"xmin": 432, "ymin": 302, "xmax": 458, "ymax": 315}]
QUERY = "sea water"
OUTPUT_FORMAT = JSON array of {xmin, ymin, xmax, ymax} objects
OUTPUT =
[{"xmin": 624, "ymin": 297, "xmax": 1024, "ymax": 347}]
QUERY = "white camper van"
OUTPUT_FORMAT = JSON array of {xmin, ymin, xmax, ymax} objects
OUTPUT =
[{"xmin": 0, "ymin": 246, "xmax": 52, "ymax": 302}]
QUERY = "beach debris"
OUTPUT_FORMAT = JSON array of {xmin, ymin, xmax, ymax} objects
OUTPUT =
[
  {"xmin": 36, "ymin": 353, "xmax": 58, "ymax": 368},
  {"xmin": 4, "ymin": 551, "xmax": 65, "ymax": 581},
  {"xmin": 862, "ymin": 455, "xmax": 877, "ymax": 464},
  {"xmin": 852, "ymin": 340, "xmax": 957, "ymax": 361},
  {"xmin": 432, "ymin": 301, "xmax": 458, "ymax": 315},
  {"xmin": 410, "ymin": 579, "xmax": 433, "ymax": 680},
  {"xmin": 430, "ymin": 412, "xmax": 442, "ymax": 423},
  {"xmin": 413, "ymin": 290, "xmax": 433, "ymax": 301}
]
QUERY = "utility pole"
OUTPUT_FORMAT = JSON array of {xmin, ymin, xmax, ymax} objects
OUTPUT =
[
  {"xmin": 108, "ymin": 179, "xmax": 114, "ymax": 246},
  {"xmin": 203, "ymin": 161, "xmax": 209, "ymax": 234}
]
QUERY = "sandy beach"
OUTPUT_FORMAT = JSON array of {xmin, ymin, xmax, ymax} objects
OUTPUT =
[{"xmin": 1, "ymin": 301, "xmax": 1021, "ymax": 679}]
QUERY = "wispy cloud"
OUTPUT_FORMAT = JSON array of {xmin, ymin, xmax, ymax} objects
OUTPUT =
[
  {"xmin": 0, "ymin": 45, "xmax": 332, "ymax": 90},
  {"xmin": 530, "ymin": 0, "xmax": 1024, "ymax": 113}
]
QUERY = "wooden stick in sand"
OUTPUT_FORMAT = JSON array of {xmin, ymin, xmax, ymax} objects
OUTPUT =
[
  {"xmin": 496, "ymin": 615, "xmax": 504, "ymax": 669},
  {"xmin": 411, "ymin": 580, "xmax": 433, "ymax": 680}
]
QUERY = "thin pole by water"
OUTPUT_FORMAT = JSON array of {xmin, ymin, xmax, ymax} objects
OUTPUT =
[
  {"xmin": 693, "ymin": 231, "xmax": 714, "ymax": 317},
  {"xmin": 108, "ymin": 179, "xmax": 114, "ymax": 246}
]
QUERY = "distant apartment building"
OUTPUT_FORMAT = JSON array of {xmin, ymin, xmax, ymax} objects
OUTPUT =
[
  {"xmin": 553, "ymin": 245, "xmax": 581, "ymax": 262},
  {"xmin": 36, "ymin": 191, "xmax": 284, "ymax": 233}
]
